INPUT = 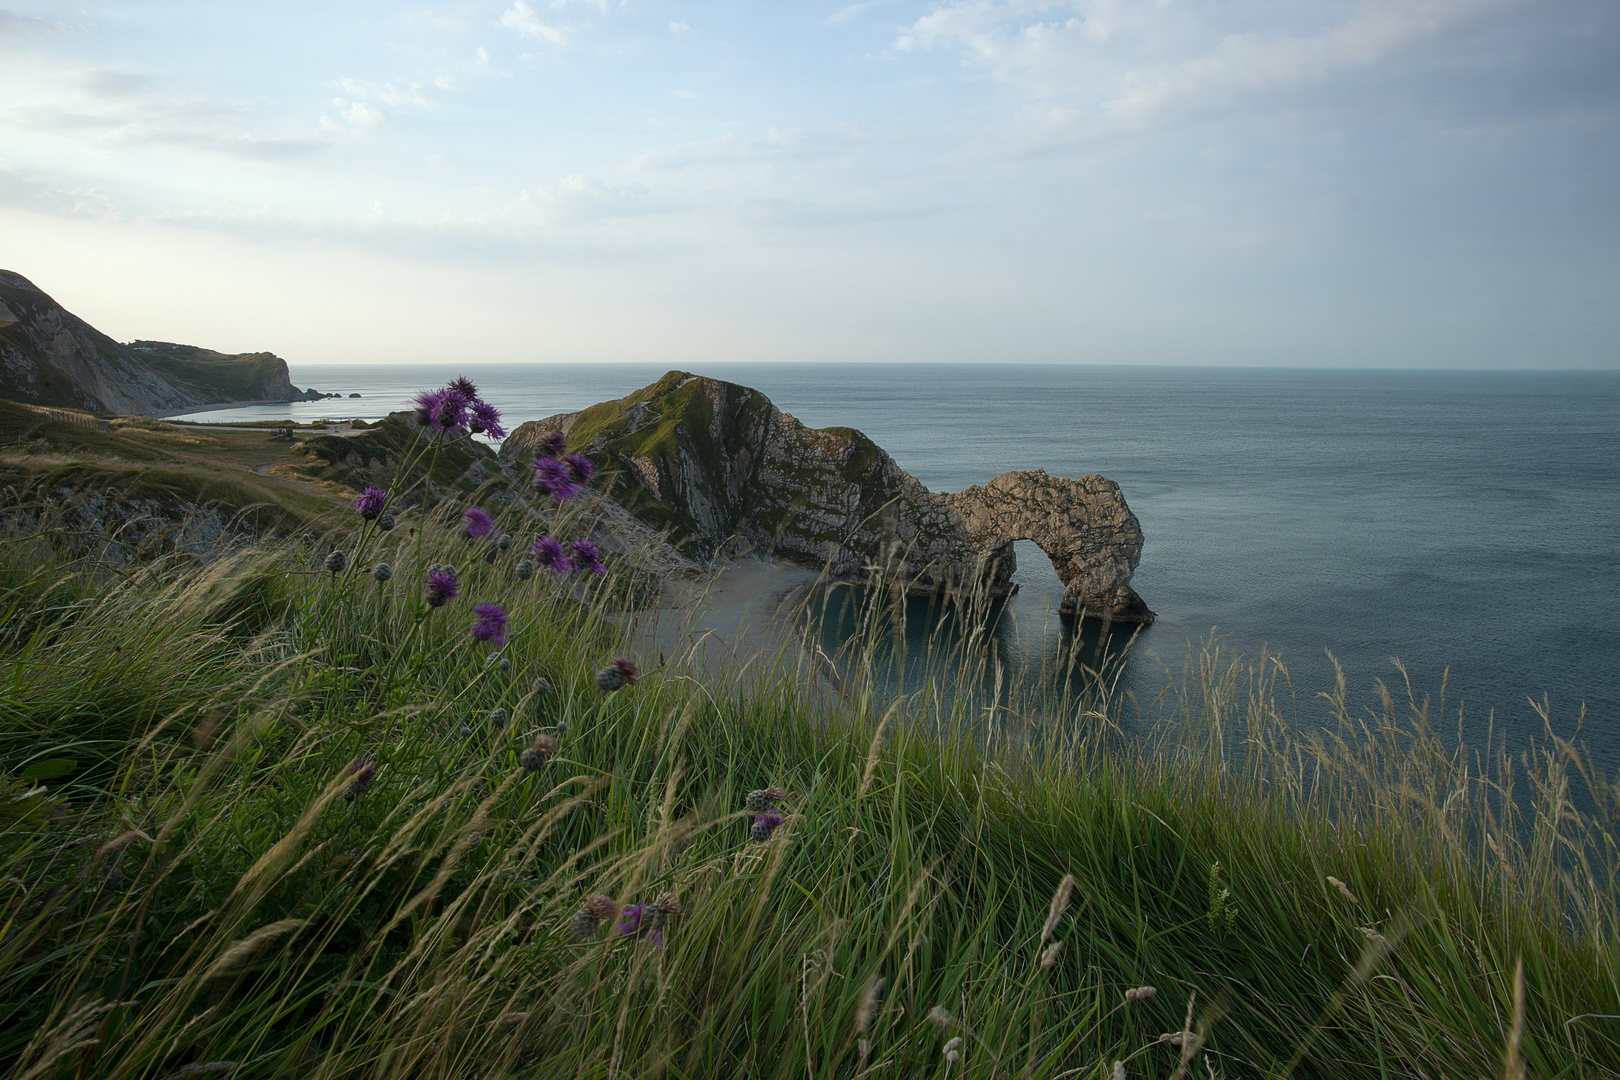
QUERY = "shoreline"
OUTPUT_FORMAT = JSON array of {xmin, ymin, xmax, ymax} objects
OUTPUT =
[{"xmin": 155, "ymin": 394, "xmax": 337, "ymax": 419}]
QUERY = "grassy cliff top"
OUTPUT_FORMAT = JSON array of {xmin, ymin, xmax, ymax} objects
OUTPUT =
[{"xmin": 128, "ymin": 340, "xmax": 292, "ymax": 402}]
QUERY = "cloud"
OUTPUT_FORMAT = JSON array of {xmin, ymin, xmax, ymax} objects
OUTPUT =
[
  {"xmin": 0, "ymin": 7, "xmax": 84, "ymax": 39},
  {"xmin": 668, "ymin": 20, "xmax": 693, "ymax": 37},
  {"xmin": 337, "ymin": 76, "xmax": 436, "ymax": 107},
  {"xmin": 1103, "ymin": 0, "xmax": 1514, "ymax": 120},
  {"xmin": 0, "ymin": 158, "xmax": 120, "ymax": 219},
  {"xmin": 522, "ymin": 173, "xmax": 651, "ymax": 224},
  {"xmin": 894, "ymin": 0, "xmax": 1516, "ymax": 126},
  {"xmin": 321, "ymin": 99, "xmax": 385, "ymax": 133},
  {"xmin": 498, "ymin": 1, "xmax": 568, "ymax": 44}
]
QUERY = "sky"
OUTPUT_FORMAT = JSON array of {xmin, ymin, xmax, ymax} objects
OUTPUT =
[{"xmin": 1, "ymin": 0, "xmax": 1617, "ymax": 368}]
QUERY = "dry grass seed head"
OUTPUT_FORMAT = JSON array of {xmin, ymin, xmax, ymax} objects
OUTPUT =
[{"xmin": 1040, "ymin": 873, "xmax": 1076, "ymax": 946}]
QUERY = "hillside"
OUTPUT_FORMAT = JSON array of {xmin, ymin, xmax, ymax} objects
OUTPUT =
[{"xmin": 0, "ymin": 270, "xmax": 323, "ymax": 416}]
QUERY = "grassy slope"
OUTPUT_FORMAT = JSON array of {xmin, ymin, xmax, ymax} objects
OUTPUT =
[
  {"xmin": 0, "ymin": 468, "xmax": 1615, "ymax": 1079},
  {"xmin": 131, "ymin": 341, "xmax": 292, "ymax": 403}
]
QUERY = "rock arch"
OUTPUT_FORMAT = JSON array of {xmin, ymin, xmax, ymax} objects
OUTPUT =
[{"xmin": 942, "ymin": 469, "xmax": 1153, "ymax": 623}]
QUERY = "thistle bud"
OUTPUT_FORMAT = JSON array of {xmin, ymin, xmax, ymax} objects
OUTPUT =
[
  {"xmin": 372, "ymin": 563, "xmax": 392, "ymax": 582},
  {"xmin": 324, "ymin": 550, "xmax": 347, "ymax": 574}
]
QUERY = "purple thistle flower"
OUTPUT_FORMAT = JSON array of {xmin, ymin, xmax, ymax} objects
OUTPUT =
[
  {"xmin": 594, "ymin": 657, "xmax": 638, "ymax": 692},
  {"xmin": 448, "ymin": 376, "xmax": 479, "ymax": 400},
  {"xmin": 531, "ymin": 536, "xmax": 573, "ymax": 572},
  {"xmin": 616, "ymin": 902, "xmax": 666, "ymax": 948},
  {"xmin": 568, "ymin": 539, "xmax": 606, "ymax": 575},
  {"xmin": 469, "ymin": 400, "xmax": 506, "ymax": 440},
  {"xmin": 563, "ymin": 453, "xmax": 596, "ymax": 485},
  {"xmin": 354, "ymin": 485, "xmax": 389, "ymax": 520},
  {"xmin": 463, "ymin": 506, "xmax": 494, "ymax": 540},
  {"xmin": 426, "ymin": 566, "xmax": 459, "ymax": 607},
  {"xmin": 344, "ymin": 759, "xmax": 376, "ymax": 800},
  {"xmin": 751, "ymin": 811, "xmax": 785, "ymax": 841},
  {"xmin": 471, "ymin": 602, "xmax": 509, "ymax": 646},
  {"xmin": 533, "ymin": 456, "xmax": 582, "ymax": 501},
  {"xmin": 533, "ymin": 430, "xmax": 567, "ymax": 458},
  {"xmin": 413, "ymin": 388, "xmax": 446, "ymax": 428}
]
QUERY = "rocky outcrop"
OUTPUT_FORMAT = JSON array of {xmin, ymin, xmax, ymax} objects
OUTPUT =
[
  {"xmin": 944, "ymin": 471, "xmax": 1152, "ymax": 621},
  {"xmin": 0, "ymin": 270, "xmax": 321, "ymax": 417},
  {"xmin": 502, "ymin": 372, "xmax": 1152, "ymax": 623}
]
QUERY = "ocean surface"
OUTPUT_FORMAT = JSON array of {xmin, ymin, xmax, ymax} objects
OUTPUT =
[{"xmin": 183, "ymin": 363, "xmax": 1620, "ymax": 767}]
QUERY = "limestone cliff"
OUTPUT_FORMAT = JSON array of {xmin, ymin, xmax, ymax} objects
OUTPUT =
[
  {"xmin": 502, "ymin": 371, "xmax": 1152, "ymax": 623},
  {"xmin": 0, "ymin": 270, "xmax": 320, "ymax": 417}
]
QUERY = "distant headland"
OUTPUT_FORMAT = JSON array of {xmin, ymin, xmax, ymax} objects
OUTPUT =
[{"xmin": 0, "ymin": 269, "xmax": 335, "ymax": 417}]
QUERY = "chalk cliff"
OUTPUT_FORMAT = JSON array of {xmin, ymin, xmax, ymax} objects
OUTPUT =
[
  {"xmin": 0, "ymin": 270, "xmax": 320, "ymax": 417},
  {"xmin": 502, "ymin": 371, "xmax": 1152, "ymax": 623}
]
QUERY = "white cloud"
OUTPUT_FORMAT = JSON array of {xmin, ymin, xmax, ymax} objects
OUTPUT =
[
  {"xmin": 337, "ymin": 77, "xmax": 435, "ymax": 107},
  {"xmin": 894, "ymin": 0, "xmax": 1514, "ymax": 126},
  {"xmin": 1104, "ymin": 0, "xmax": 1513, "ymax": 119},
  {"xmin": 522, "ymin": 173, "xmax": 651, "ymax": 223},
  {"xmin": 0, "ymin": 158, "xmax": 120, "ymax": 219},
  {"xmin": 498, "ymin": 1, "xmax": 568, "ymax": 44},
  {"xmin": 322, "ymin": 98, "xmax": 385, "ymax": 133},
  {"xmin": 669, "ymin": 20, "xmax": 693, "ymax": 37}
]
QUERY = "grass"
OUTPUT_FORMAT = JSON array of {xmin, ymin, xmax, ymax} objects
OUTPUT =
[{"xmin": 1, "ymin": 411, "xmax": 1617, "ymax": 1079}]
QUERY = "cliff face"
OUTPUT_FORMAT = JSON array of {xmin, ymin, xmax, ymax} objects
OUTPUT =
[
  {"xmin": 503, "ymin": 371, "xmax": 1152, "ymax": 623},
  {"xmin": 0, "ymin": 270, "xmax": 316, "ymax": 417}
]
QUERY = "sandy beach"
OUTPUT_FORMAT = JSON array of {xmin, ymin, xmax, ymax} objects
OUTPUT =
[{"xmin": 631, "ymin": 556, "xmax": 840, "ymax": 695}]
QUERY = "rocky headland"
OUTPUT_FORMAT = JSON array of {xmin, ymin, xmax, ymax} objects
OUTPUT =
[
  {"xmin": 502, "ymin": 371, "xmax": 1152, "ymax": 623},
  {"xmin": 0, "ymin": 270, "xmax": 327, "ymax": 417}
]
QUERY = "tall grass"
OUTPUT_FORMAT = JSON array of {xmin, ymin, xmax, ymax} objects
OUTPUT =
[{"xmin": 2, "ymin": 473, "xmax": 1617, "ymax": 1079}]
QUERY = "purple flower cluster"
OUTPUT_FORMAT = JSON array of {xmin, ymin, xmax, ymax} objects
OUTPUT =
[
  {"xmin": 354, "ymin": 485, "xmax": 389, "ymax": 520},
  {"xmin": 463, "ymin": 506, "xmax": 494, "ymax": 540},
  {"xmin": 528, "ymin": 536, "xmax": 605, "ymax": 574},
  {"xmin": 413, "ymin": 377, "xmax": 506, "ymax": 439},
  {"xmin": 616, "ymin": 903, "xmax": 665, "ymax": 949},
  {"xmin": 343, "ymin": 759, "xmax": 376, "ymax": 801},
  {"xmin": 471, "ymin": 602, "xmax": 509, "ymax": 646},
  {"xmin": 426, "ymin": 564, "xmax": 459, "ymax": 607},
  {"xmin": 531, "ymin": 432, "xmax": 596, "ymax": 501},
  {"xmin": 750, "ymin": 812, "xmax": 785, "ymax": 842}
]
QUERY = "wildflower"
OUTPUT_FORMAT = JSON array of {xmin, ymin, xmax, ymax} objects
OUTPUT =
[
  {"xmin": 372, "ymin": 563, "xmax": 392, "ymax": 582},
  {"xmin": 563, "ymin": 453, "xmax": 596, "ymax": 485},
  {"xmin": 530, "ymin": 677, "xmax": 552, "ymax": 697},
  {"xmin": 426, "ymin": 565, "xmax": 459, "ymax": 607},
  {"xmin": 469, "ymin": 400, "xmax": 506, "ymax": 440},
  {"xmin": 520, "ymin": 734, "xmax": 558, "ymax": 771},
  {"xmin": 571, "ymin": 893, "xmax": 619, "ymax": 938},
  {"xmin": 324, "ymin": 550, "xmax": 346, "ymax": 574},
  {"xmin": 533, "ymin": 429, "xmax": 567, "ymax": 458},
  {"xmin": 568, "ymin": 539, "xmax": 606, "ymax": 574},
  {"xmin": 750, "ymin": 811, "xmax": 784, "ymax": 841},
  {"xmin": 354, "ymin": 485, "xmax": 389, "ymax": 519},
  {"xmin": 343, "ymin": 759, "xmax": 375, "ymax": 800},
  {"xmin": 413, "ymin": 388, "xmax": 460, "ymax": 431},
  {"xmin": 533, "ymin": 456, "xmax": 581, "ymax": 501},
  {"xmin": 490, "ymin": 707, "xmax": 509, "ymax": 728},
  {"xmin": 378, "ymin": 513, "xmax": 395, "ymax": 532},
  {"xmin": 496, "ymin": 534, "xmax": 513, "ymax": 551},
  {"xmin": 594, "ymin": 658, "xmax": 637, "ymax": 691},
  {"xmin": 744, "ymin": 786, "xmax": 786, "ymax": 813},
  {"xmin": 530, "ymin": 536, "xmax": 572, "ymax": 572},
  {"xmin": 449, "ymin": 376, "xmax": 479, "ymax": 399},
  {"xmin": 617, "ymin": 902, "xmax": 667, "ymax": 948},
  {"xmin": 515, "ymin": 559, "xmax": 535, "ymax": 580},
  {"xmin": 463, "ymin": 506, "xmax": 494, "ymax": 540},
  {"xmin": 471, "ymin": 602, "xmax": 509, "ymax": 646}
]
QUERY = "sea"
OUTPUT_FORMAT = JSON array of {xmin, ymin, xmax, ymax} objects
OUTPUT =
[{"xmin": 180, "ymin": 363, "xmax": 1620, "ymax": 769}]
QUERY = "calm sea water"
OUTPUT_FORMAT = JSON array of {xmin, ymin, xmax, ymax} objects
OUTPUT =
[{"xmin": 185, "ymin": 363, "xmax": 1620, "ymax": 766}]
